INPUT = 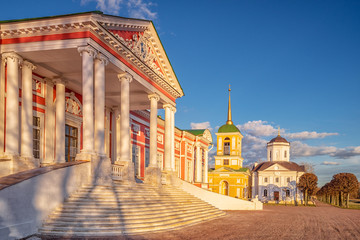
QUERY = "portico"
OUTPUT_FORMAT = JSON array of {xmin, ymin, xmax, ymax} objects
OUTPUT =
[{"xmin": 0, "ymin": 12, "xmax": 184, "ymax": 184}]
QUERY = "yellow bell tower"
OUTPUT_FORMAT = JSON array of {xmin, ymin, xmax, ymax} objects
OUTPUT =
[
  {"xmin": 208, "ymin": 86, "xmax": 250, "ymax": 199},
  {"xmin": 215, "ymin": 85, "xmax": 244, "ymax": 170}
]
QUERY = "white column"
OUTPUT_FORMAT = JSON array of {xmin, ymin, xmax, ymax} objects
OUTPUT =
[
  {"xmin": 148, "ymin": 93, "xmax": 159, "ymax": 168},
  {"xmin": 2, "ymin": 52, "xmax": 22, "ymax": 155},
  {"xmin": 163, "ymin": 104, "xmax": 172, "ymax": 171},
  {"xmin": 195, "ymin": 144, "xmax": 202, "ymax": 182},
  {"xmin": 94, "ymin": 53, "xmax": 108, "ymax": 156},
  {"xmin": 105, "ymin": 107, "xmax": 111, "ymax": 158},
  {"xmin": 21, "ymin": 60, "xmax": 36, "ymax": 158},
  {"xmin": 113, "ymin": 107, "xmax": 121, "ymax": 161},
  {"xmin": 170, "ymin": 106, "xmax": 176, "ymax": 171},
  {"xmin": 44, "ymin": 79, "xmax": 55, "ymax": 164},
  {"xmin": 118, "ymin": 73, "xmax": 132, "ymax": 162},
  {"xmin": 78, "ymin": 45, "xmax": 96, "ymax": 156},
  {"xmin": 0, "ymin": 57, "xmax": 6, "ymax": 156},
  {"xmin": 55, "ymin": 79, "xmax": 65, "ymax": 163},
  {"xmin": 204, "ymin": 149, "xmax": 209, "ymax": 183}
]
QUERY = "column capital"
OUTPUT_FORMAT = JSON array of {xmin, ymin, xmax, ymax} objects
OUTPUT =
[
  {"xmin": 118, "ymin": 72, "xmax": 133, "ymax": 83},
  {"xmin": 96, "ymin": 52, "xmax": 109, "ymax": 66},
  {"xmin": 2, "ymin": 52, "xmax": 23, "ymax": 65},
  {"xmin": 44, "ymin": 78, "xmax": 54, "ymax": 86},
  {"xmin": 53, "ymin": 78, "xmax": 67, "ymax": 85},
  {"xmin": 163, "ymin": 103, "xmax": 176, "ymax": 113},
  {"xmin": 78, "ymin": 45, "xmax": 97, "ymax": 58},
  {"xmin": 22, "ymin": 60, "xmax": 36, "ymax": 71},
  {"xmin": 148, "ymin": 93, "xmax": 160, "ymax": 102}
]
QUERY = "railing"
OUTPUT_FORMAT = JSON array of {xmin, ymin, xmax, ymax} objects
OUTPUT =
[{"xmin": 112, "ymin": 163, "xmax": 124, "ymax": 181}]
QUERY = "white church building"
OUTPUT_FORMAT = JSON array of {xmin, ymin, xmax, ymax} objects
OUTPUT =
[{"xmin": 251, "ymin": 131, "xmax": 305, "ymax": 203}]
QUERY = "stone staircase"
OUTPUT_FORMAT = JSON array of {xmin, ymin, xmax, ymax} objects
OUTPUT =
[{"xmin": 39, "ymin": 183, "xmax": 225, "ymax": 237}]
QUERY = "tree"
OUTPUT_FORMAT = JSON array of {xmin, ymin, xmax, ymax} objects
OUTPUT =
[
  {"xmin": 299, "ymin": 162, "xmax": 315, "ymax": 174},
  {"xmin": 331, "ymin": 173, "xmax": 358, "ymax": 208},
  {"xmin": 297, "ymin": 173, "xmax": 318, "ymax": 205}
]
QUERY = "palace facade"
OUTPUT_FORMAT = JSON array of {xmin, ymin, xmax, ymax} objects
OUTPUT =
[{"xmin": 0, "ymin": 11, "xmax": 211, "ymax": 186}]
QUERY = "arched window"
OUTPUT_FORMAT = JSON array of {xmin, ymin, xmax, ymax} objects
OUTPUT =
[
  {"xmin": 224, "ymin": 137, "xmax": 230, "ymax": 155},
  {"xmin": 275, "ymin": 177, "xmax": 279, "ymax": 183},
  {"xmin": 286, "ymin": 190, "xmax": 290, "ymax": 197},
  {"xmin": 284, "ymin": 150, "xmax": 287, "ymax": 158},
  {"xmin": 264, "ymin": 177, "xmax": 268, "ymax": 183},
  {"xmin": 264, "ymin": 189, "xmax": 268, "ymax": 197},
  {"xmin": 270, "ymin": 151, "xmax": 272, "ymax": 160}
]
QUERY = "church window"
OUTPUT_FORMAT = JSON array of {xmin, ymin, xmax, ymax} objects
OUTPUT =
[
  {"xmin": 224, "ymin": 137, "xmax": 230, "ymax": 155},
  {"xmin": 275, "ymin": 177, "xmax": 279, "ymax": 183},
  {"xmin": 264, "ymin": 177, "xmax": 268, "ymax": 183},
  {"xmin": 223, "ymin": 159, "xmax": 229, "ymax": 165},
  {"xmin": 284, "ymin": 151, "xmax": 287, "ymax": 158},
  {"xmin": 287, "ymin": 177, "xmax": 291, "ymax": 183},
  {"xmin": 286, "ymin": 190, "xmax": 290, "ymax": 197},
  {"xmin": 264, "ymin": 189, "xmax": 268, "ymax": 197},
  {"xmin": 33, "ymin": 116, "xmax": 41, "ymax": 159},
  {"xmin": 269, "ymin": 151, "xmax": 272, "ymax": 160}
]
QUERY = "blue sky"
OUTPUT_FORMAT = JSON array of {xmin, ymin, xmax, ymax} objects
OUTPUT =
[{"xmin": 2, "ymin": 0, "xmax": 359, "ymax": 186}]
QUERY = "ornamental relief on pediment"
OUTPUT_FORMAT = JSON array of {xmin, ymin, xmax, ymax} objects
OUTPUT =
[
  {"xmin": 111, "ymin": 31, "xmax": 165, "ymax": 78},
  {"xmin": 65, "ymin": 92, "xmax": 82, "ymax": 117}
]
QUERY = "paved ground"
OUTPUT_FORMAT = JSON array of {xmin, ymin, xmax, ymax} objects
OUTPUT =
[{"xmin": 41, "ymin": 201, "xmax": 360, "ymax": 240}]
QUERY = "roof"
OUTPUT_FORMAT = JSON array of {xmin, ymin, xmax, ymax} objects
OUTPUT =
[
  {"xmin": 253, "ymin": 161, "xmax": 305, "ymax": 172},
  {"xmin": 209, "ymin": 166, "xmax": 249, "ymax": 173},
  {"xmin": 184, "ymin": 129, "xmax": 206, "ymax": 136},
  {"xmin": 218, "ymin": 124, "xmax": 241, "ymax": 133},
  {"xmin": 269, "ymin": 135, "xmax": 289, "ymax": 143}
]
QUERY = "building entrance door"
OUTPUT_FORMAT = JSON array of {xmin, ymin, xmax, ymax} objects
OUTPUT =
[
  {"xmin": 221, "ymin": 181, "xmax": 229, "ymax": 196},
  {"xmin": 65, "ymin": 124, "xmax": 78, "ymax": 162},
  {"xmin": 274, "ymin": 191, "xmax": 280, "ymax": 201}
]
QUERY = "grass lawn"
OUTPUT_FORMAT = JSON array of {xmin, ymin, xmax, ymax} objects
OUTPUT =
[{"xmin": 348, "ymin": 199, "xmax": 360, "ymax": 209}]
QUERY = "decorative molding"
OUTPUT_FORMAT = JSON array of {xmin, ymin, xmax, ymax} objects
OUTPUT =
[{"xmin": 65, "ymin": 92, "xmax": 82, "ymax": 117}]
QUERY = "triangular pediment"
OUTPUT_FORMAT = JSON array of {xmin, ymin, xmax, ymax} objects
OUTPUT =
[
  {"xmin": 264, "ymin": 163, "xmax": 290, "ymax": 171},
  {"xmin": 94, "ymin": 14, "xmax": 184, "ymax": 99}
]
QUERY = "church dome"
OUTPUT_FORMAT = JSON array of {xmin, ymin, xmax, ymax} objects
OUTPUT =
[
  {"xmin": 269, "ymin": 135, "xmax": 289, "ymax": 143},
  {"xmin": 218, "ymin": 123, "xmax": 240, "ymax": 133}
]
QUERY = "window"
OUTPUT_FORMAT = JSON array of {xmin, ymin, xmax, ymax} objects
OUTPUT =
[
  {"xmin": 33, "ymin": 116, "xmax": 41, "ymax": 159},
  {"xmin": 224, "ymin": 137, "xmax": 230, "ymax": 155},
  {"xmin": 223, "ymin": 159, "xmax": 229, "ymax": 165},
  {"xmin": 275, "ymin": 177, "xmax": 279, "ymax": 183},
  {"xmin": 284, "ymin": 151, "xmax": 287, "ymax": 158},
  {"xmin": 286, "ymin": 189, "xmax": 290, "ymax": 197},
  {"xmin": 264, "ymin": 177, "xmax": 268, "ymax": 183},
  {"xmin": 287, "ymin": 177, "xmax": 291, "ymax": 183},
  {"xmin": 65, "ymin": 124, "xmax": 78, "ymax": 162},
  {"xmin": 145, "ymin": 148, "xmax": 149, "ymax": 168},
  {"xmin": 264, "ymin": 189, "xmax": 268, "ymax": 197},
  {"xmin": 269, "ymin": 151, "xmax": 272, "ymax": 160}
]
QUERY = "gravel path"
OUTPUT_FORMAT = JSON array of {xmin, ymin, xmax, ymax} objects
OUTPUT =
[{"xmin": 41, "ymin": 201, "xmax": 360, "ymax": 240}]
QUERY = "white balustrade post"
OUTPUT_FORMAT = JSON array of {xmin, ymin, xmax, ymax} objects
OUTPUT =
[
  {"xmin": 94, "ymin": 53, "xmax": 108, "ymax": 156},
  {"xmin": 21, "ymin": 60, "xmax": 36, "ymax": 160},
  {"xmin": 54, "ymin": 79, "xmax": 65, "ymax": 163},
  {"xmin": 2, "ymin": 52, "xmax": 22, "ymax": 157},
  {"xmin": 77, "ymin": 45, "xmax": 96, "ymax": 159}
]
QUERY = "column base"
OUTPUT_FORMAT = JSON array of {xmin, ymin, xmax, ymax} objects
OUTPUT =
[
  {"xmin": 144, "ymin": 166, "xmax": 162, "ymax": 187},
  {"xmin": 161, "ymin": 171, "xmax": 180, "ymax": 186},
  {"xmin": 91, "ymin": 154, "xmax": 112, "ymax": 186},
  {"xmin": 112, "ymin": 160, "xmax": 135, "ymax": 185}
]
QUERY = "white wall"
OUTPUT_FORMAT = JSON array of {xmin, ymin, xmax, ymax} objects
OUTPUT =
[
  {"xmin": 179, "ymin": 179, "xmax": 262, "ymax": 210},
  {"xmin": 0, "ymin": 162, "xmax": 91, "ymax": 239}
]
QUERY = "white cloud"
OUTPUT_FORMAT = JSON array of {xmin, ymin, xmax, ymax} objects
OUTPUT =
[
  {"xmin": 331, "ymin": 146, "xmax": 360, "ymax": 159},
  {"xmin": 291, "ymin": 141, "xmax": 337, "ymax": 158},
  {"xmin": 191, "ymin": 121, "xmax": 212, "ymax": 131},
  {"xmin": 81, "ymin": 0, "xmax": 157, "ymax": 19},
  {"xmin": 237, "ymin": 120, "xmax": 277, "ymax": 137},
  {"xmin": 286, "ymin": 131, "xmax": 338, "ymax": 140},
  {"xmin": 321, "ymin": 161, "xmax": 340, "ymax": 165}
]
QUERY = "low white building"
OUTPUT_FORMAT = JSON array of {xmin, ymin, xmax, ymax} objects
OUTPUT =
[{"xmin": 251, "ymin": 131, "xmax": 305, "ymax": 203}]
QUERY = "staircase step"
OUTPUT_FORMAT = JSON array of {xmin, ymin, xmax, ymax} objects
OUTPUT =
[{"xmin": 39, "ymin": 183, "xmax": 225, "ymax": 237}]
